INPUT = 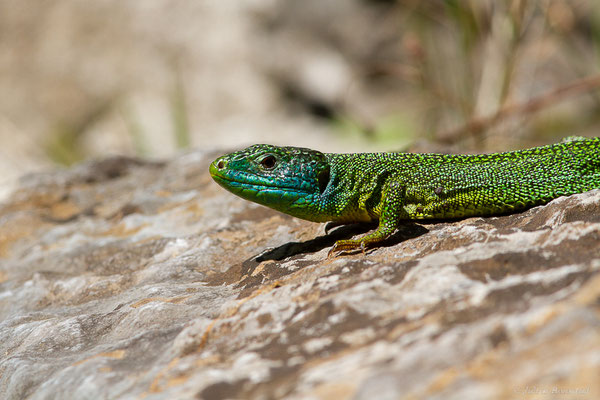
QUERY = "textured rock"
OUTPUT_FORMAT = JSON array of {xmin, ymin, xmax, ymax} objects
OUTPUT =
[{"xmin": 0, "ymin": 150, "xmax": 599, "ymax": 399}]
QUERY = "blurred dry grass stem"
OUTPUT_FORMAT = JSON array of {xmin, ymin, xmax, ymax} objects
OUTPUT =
[{"xmin": 438, "ymin": 74, "xmax": 600, "ymax": 144}]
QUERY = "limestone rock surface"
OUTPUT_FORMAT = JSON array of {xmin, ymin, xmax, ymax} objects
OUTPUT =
[{"xmin": 0, "ymin": 150, "xmax": 599, "ymax": 399}]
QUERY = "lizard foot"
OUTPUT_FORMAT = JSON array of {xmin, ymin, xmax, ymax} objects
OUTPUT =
[{"xmin": 327, "ymin": 239, "xmax": 369, "ymax": 258}]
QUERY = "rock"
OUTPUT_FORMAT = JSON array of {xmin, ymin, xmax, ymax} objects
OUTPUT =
[{"xmin": 0, "ymin": 150, "xmax": 599, "ymax": 399}]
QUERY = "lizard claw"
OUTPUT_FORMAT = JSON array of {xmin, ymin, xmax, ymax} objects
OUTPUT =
[
  {"xmin": 327, "ymin": 242, "xmax": 347, "ymax": 259},
  {"xmin": 327, "ymin": 239, "xmax": 364, "ymax": 258},
  {"xmin": 326, "ymin": 246, "xmax": 339, "ymax": 259}
]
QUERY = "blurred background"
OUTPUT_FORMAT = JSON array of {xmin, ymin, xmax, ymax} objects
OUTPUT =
[{"xmin": 2, "ymin": 0, "xmax": 600, "ymax": 198}]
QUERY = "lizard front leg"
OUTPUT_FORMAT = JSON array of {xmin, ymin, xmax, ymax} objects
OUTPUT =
[{"xmin": 328, "ymin": 179, "xmax": 408, "ymax": 257}]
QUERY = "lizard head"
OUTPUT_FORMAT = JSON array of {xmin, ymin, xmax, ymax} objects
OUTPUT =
[{"xmin": 209, "ymin": 144, "xmax": 331, "ymax": 222}]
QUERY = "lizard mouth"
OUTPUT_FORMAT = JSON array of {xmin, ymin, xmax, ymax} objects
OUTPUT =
[{"xmin": 209, "ymin": 162, "xmax": 312, "ymax": 194}]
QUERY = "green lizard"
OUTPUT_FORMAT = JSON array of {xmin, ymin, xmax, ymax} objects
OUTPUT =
[{"xmin": 209, "ymin": 137, "xmax": 600, "ymax": 256}]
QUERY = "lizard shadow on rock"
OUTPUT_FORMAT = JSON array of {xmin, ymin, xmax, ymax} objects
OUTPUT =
[
  {"xmin": 255, "ymin": 222, "xmax": 429, "ymax": 262},
  {"xmin": 222, "ymin": 222, "xmax": 430, "ymax": 297}
]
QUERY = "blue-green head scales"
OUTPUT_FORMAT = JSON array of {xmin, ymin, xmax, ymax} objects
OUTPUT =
[{"xmin": 209, "ymin": 144, "xmax": 332, "ymax": 222}]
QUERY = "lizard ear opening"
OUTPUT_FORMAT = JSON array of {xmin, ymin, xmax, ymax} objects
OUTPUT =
[{"xmin": 317, "ymin": 167, "xmax": 330, "ymax": 194}]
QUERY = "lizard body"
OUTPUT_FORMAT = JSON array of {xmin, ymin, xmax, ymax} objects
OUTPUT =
[{"xmin": 209, "ymin": 137, "xmax": 600, "ymax": 255}]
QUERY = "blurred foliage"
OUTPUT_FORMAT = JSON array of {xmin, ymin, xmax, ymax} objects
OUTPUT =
[
  {"xmin": 122, "ymin": 107, "xmax": 149, "ymax": 158},
  {"xmin": 45, "ymin": 102, "xmax": 112, "ymax": 165},
  {"xmin": 18, "ymin": 0, "xmax": 600, "ymax": 167},
  {"xmin": 171, "ymin": 67, "xmax": 191, "ymax": 150},
  {"xmin": 46, "ymin": 125, "xmax": 86, "ymax": 166},
  {"xmin": 45, "ymin": 69, "xmax": 192, "ymax": 165},
  {"xmin": 347, "ymin": 0, "xmax": 600, "ymax": 150}
]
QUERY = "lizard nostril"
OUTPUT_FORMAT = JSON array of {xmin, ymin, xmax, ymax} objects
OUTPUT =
[{"xmin": 217, "ymin": 160, "xmax": 225, "ymax": 169}]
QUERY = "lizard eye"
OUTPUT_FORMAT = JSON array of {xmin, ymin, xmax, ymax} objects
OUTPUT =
[{"xmin": 259, "ymin": 155, "xmax": 277, "ymax": 170}]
